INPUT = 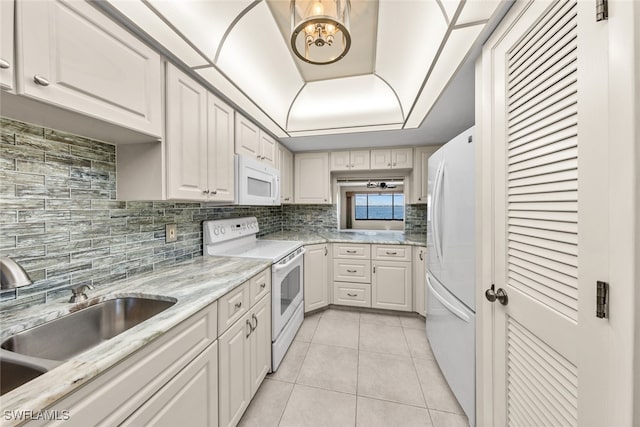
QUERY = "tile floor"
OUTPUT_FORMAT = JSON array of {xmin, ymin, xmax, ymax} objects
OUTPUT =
[{"xmin": 238, "ymin": 307, "xmax": 470, "ymax": 427}]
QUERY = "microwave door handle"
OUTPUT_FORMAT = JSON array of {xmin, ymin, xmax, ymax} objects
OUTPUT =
[{"xmin": 273, "ymin": 249, "xmax": 305, "ymax": 272}]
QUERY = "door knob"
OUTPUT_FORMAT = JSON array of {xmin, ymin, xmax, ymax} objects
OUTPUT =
[{"xmin": 485, "ymin": 285, "xmax": 508, "ymax": 305}]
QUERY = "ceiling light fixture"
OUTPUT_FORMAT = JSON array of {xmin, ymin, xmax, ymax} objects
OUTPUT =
[{"xmin": 290, "ymin": 0, "xmax": 351, "ymax": 65}]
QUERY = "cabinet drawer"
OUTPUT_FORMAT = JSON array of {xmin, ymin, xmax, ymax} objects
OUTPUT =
[
  {"xmin": 218, "ymin": 282, "xmax": 250, "ymax": 336},
  {"xmin": 333, "ymin": 243, "xmax": 371, "ymax": 259},
  {"xmin": 333, "ymin": 259, "xmax": 371, "ymax": 283},
  {"xmin": 372, "ymin": 244, "xmax": 412, "ymax": 261},
  {"xmin": 333, "ymin": 282, "xmax": 371, "ymax": 308},
  {"xmin": 249, "ymin": 267, "xmax": 271, "ymax": 307}
]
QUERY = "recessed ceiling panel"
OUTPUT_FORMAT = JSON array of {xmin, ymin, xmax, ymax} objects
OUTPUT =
[
  {"xmin": 265, "ymin": 0, "xmax": 378, "ymax": 82},
  {"xmin": 287, "ymin": 123, "xmax": 403, "ymax": 139},
  {"xmin": 217, "ymin": 2, "xmax": 304, "ymax": 127},
  {"xmin": 375, "ymin": 0, "xmax": 447, "ymax": 113},
  {"xmin": 457, "ymin": 0, "xmax": 503, "ymax": 25},
  {"xmin": 404, "ymin": 24, "xmax": 484, "ymax": 128},
  {"xmin": 147, "ymin": 0, "xmax": 252, "ymax": 61},
  {"xmin": 288, "ymin": 74, "xmax": 403, "ymax": 131}
]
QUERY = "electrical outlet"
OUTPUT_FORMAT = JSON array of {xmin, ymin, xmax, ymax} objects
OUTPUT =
[{"xmin": 166, "ymin": 224, "xmax": 178, "ymax": 243}]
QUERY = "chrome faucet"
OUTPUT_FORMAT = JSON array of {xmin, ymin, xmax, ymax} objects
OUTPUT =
[
  {"xmin": 0, "ymin": 257, "xmax": 33, "ymax": 289},
  {"xmin": 69, "ymin": 284, "xmax": 94, "ymax": 303}
]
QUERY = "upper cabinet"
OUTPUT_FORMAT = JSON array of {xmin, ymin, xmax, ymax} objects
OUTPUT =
[
  {"xmin": 207, "ymin": 93, "xmax": 236, "ymax": 202},
  {"xmin": 330, "ymin": 150, "xmax": 371, "ymax": 171},
  {"xmin": 235, "ymin": 114, "xmax": 276, "ymax": 167},
  {"xmin": 412, "ymin": 145, "xmax": 441, "ymax": 204},
  {"xmin": 294, "ymin": 152, "xmax": 331, "ymax": 204},
  {"xmin": 278, "ymin": 145, "xmax": 294, "ymax": 204},
  {"xmin": 15, "ymin": 0, "xmax": 162, "ymax": 138},
  {"xmin": 370, "ymin": 148, "xmax": 413, "ymax": 169},
  {"xmin": 0, "ymin": 0, "xmax": 14, "ymax": 91}
]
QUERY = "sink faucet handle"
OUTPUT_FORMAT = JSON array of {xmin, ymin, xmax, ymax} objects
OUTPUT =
[{"xmin": 69, "ymin": 284, "xmax": 94, "ymax": 303}]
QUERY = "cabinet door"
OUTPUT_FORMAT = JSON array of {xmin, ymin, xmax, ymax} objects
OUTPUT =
[
  {"xmin": 350, "ymin": 150, "xmax": 371, "ymax": 170},
  {"xmin": 304, "ymin": 244, "xmax": 329, "ymax": 312},
  {"xmin": 372, "ymin": 261, "xmax": 412, "ymax": 311},
  {"xmin": 412, "ymin": 146, "xmax": 440, "ymax": 203},
  {"xmin": 218, "ymin": 314, "xmax": 251, "ymax": 427},
  {"xmin": 294, "ymin": 152, "xmax": 331, "ymax": 204},
  {"xmin": 259, "ymin": 132, "xmax": 276, "ymax": 166},
  {"xmin": 0, "ymin": 0, "xmax": 14, "ymax": 91},
  {"xmin": 249, "ymin": 294, "xmax": 271, "ymax": 397},
  {"xmin": 281, "ymin": 148, "xmax": 294, "ymax": 203},
  {"xmin": 166, "ymin": 64, "xmax": 208, "ymax": 200},
  {"xmin": 413, "ymin": 247, "xmax": 427, "ymax": 316},
  {"xmin": 17, "ymin": 0, "xmax": 162, "ymax": 137},
  {"xmin": 122, "ymin": 342, "xmax": 218, "ymax": 427},
  {"xmin": 370, "ymin": 149, "xmax": 392, "ymax": 169},
  {"xmin": 330, "ymin": 151, "xmax": 351, "ymax": 171},
  {"xmin": 235, "ymin": 115, "xmax": 260, "ymax": 159},
  {"xmin": 207, "ymin": 94, "xmax": 235, "ymax": 202},
  {"xmin": 392, "ymin": 148, "xmax": 413, "ymax": 169}
]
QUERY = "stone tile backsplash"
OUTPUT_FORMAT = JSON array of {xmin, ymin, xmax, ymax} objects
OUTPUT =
[
  {"xmin": 281, "ymin": 204, "xmax": 337, "ymax": 232},
  {"xmin": 405, "ymin": 204, "xmax": 428, "ymax": 233},
  {"xmin": 0, "ymin": 117, "xmax": 281, "ymax": 309}
]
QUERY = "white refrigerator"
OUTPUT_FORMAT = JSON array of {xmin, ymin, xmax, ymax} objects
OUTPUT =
[{"xmin": 426, "ymin": 126, "xmax": 476, "ymax": 426}]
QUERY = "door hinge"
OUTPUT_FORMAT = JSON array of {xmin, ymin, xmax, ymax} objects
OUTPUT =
[
  {"xmin": 596, "ymin": 281, "xmax": 609, "ymax": 319},
  {"xmin": 596, "ymin": 0, "xmax": 608, "ymax": 21}
]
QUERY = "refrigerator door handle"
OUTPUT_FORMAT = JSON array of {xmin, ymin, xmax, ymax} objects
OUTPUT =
[
  {"xmin": 427, "ymin": 275, "xmax": 471, "ymax": 323},
  {"xmin": 432, "ymin": 161, "xmax": 445, "ymax": 262}
]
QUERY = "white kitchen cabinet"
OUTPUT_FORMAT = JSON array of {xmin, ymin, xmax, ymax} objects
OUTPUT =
[
  {"xmin": 372, "ymin": 260, "xmax": 412, "ymax": 312},
  {"xmin": 235, "ymin": 114, "xmax": 276, "ymax": 166},
  {"xmin": 372, "ymin": 244, "xmax": 412, "ymax": 262},
  {"xmin": 16, "ymin": 0, "xmax": 162, "ymax": 138},
  {"xmin": 333, "ymin": 282, "xmax": 371, "ymax": 308},
  {"xmin": 333, "ymin": 259, "xmax": 372, "ymax": 284},
  {"xmin": 218, "ymin": 290, "xmax": 271, "ymax": 427},
  {"xmin": 412, "ymin": 145, "xmax": 441, "ymax": 204},
  {"xmin": 370, "ymin": 148, "xmax": 413, "ymax": 170},
  {"xmin": 121, "ymin": 342, "xmax": 218, "ymax": 427},
  {"xmin": 207, "ymin": 93, "xmax": 236, "ymax": 202},
  {"xmin": 166, "ymin": 64, "xmax": 235, "ymax": 202},
  {"xmin": 294, "ymin": 152, "xmax": 331, "ymax": 204},
  {"xmin": 0, "ymin": 0, "xmax": 14, "ymax": 91},
  {"xmin": 279, "ymin": 145, "xmax": 294, "ymax": 204},
  {"xmin": 413, "ymin": 246, "xmax": 427, "ymax": 316},
  {"xmin": 304, "ymin": 243, "xmax": 329, "ymax": 312},
  {"xmin": 27, "ymin": 303, "xmax": 218, "ymax": 427},
  {"xmin": 330, "ymin": 150, "xmax": 370, "ymax": 171},
  {"xmin": 333, "ymin": 243, "xmax": 371, "ymax": 259}
]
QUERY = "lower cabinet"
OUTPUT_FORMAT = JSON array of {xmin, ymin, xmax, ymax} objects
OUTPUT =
[
  {"xmin": 122, "ymin": 342, "xmax": 218, "ymax": 427},
  {"xmin": 333, "ymin": 282, "xmax": 371, "ymax": 307},
  {"xmin": 304, "ymin": 243, "xmax": 329, "ymax": 312},
  {"xmin": 371, "ymin": 260, "xmax": 412, "ymax": 312},
  {"xmin": 218, "ymin": 292, "xmax": 271, "ymax": 427},
  {"xmin": 413, "ymin": 246, "xmax": 427, "ymax": 316}
]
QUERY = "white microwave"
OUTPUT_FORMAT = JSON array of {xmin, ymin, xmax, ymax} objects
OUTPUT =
[{"xmin": 235, "ymin": 155, "xmax": 280, "ymax": 205}]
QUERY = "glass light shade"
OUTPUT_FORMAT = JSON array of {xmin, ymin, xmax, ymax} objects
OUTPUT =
[{"xmin": 290, "ymin": 0, "xmax": 351, "ymax": 65}]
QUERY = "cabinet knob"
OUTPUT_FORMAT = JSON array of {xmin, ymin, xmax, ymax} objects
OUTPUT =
[
  {"xmin": 373, "ymin": 266, "xmax": 376, "ymax": 273},
  {"xmin": 0, "ymin": 59, "xmax": 10, "ymax": 69},
  {"xmin": 387, "ymin": 163, "xmax": 391, "ymax": 167},
  {"xmin": 203, "ymin": 189, "xmax": 210, "ymax": 194},
  {"xmin": 324, "ymin": 199, "xmax": 327, "ymax": 202},
  {"xmin": 33, "ymin": 75, "xmax": 50, "ymax": 86},
  {"xmin": 211, "ymin": 190, "xmax": 217, "ymax": 195},
  {"xmin": 418, "ymin": 197, "xmax": 422, "ymax": 201},
  {"xmin": 235, "ymin": 301, "xmax": 242, "ymax": 309},
  {"xmin": 260, "ymin": 283, "xmax": 266, "ymax": 288}
]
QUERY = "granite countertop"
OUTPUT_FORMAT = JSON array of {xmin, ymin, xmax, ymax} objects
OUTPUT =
[
  {"xmin": 0, "ymin": 256, "xmax": 271, "ymax": 425},
  {"xmin": 262, "ymin": 230, "xmax": 427, "ymax": 246}
]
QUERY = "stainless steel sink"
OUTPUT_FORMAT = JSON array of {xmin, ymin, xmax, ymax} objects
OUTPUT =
[
  {"xmin": 0, "ymin": 359, "xmax": 47, "ymax": 396},
  {"xmin": 1, "ymin": 297, "xmax": 176, "ymax": 361}
]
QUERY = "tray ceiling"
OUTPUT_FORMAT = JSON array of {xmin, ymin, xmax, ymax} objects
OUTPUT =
[{"xmin": 102, "ymin": 0, "xmax": 509, "ymax": 144}]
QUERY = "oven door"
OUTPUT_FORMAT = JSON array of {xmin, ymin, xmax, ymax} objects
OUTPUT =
[{"xmin": 271, "ymin": 248, "xmax": 305, "ymax": 340}]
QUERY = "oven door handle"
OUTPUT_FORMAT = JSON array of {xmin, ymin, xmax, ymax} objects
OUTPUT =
[{"xmin": 273, "ymin": 248, "xmax": 305, "ymax": 272}]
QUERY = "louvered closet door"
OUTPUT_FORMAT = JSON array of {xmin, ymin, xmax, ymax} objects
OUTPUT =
[{"xmin": 487, "ymin": 1, "xmax": 610, "ymax": 426}]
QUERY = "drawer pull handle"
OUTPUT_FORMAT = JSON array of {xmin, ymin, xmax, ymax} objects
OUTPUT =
[
  {"xmin": 252, "ymin": 313, "xmax": 259, "ymax": 329},
  {"xmin": 260, "ymin": 283, "xmax": 266, "ymax": 289},
  {"xmin": 0, "ymin": 59, "xmax": 9, "ymax": 69},
  {"xmin": 33, "ymin": 75, "xmax": 50, "ymax": 86},
  {"xmin": 386, "ymin": 251, "xmax": 398, "ymax": 255},
  {"xmin": 347, "ymin": 293, "xmax": 358, "ymax": 297},
  {"xmin": 346, "ymin": 250, "xmax": 357, "ymax": 254},
  {"xmin": 419, "ymin": 251, "xmax": 424, "ymax": 261},
  {"xmin": 346, "ymin": 269, "xmax": 357, "ymax": 273},
  {"xmin": 246, "ymin": 319, "xmax": 253, "ymax": 337},
  {"xmin": 235, "ymin": 301, "xmax": 242, "ymax": 309},
  {"xmin": 373, "ymin": 266, "xmax": 376, "ymax": 273}
]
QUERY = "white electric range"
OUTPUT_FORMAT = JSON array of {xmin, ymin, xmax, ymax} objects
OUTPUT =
[{"xmin": 203, "ymin": 217, "xmax": 304, "ymax": 371}]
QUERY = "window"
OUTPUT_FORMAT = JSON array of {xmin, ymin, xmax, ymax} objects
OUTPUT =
[{"xmin": 354, "ymin": 193, "xmax": 404, "ymax": 221}]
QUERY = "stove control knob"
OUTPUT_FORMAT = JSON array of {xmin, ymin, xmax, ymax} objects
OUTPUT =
[
  {"xmin": 213, "ymin": 227, "xmax": 220, "ymax": 236},
  {"xmin": 221, "ymin": 227, "xmax": 226, "ymax": 234}
]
